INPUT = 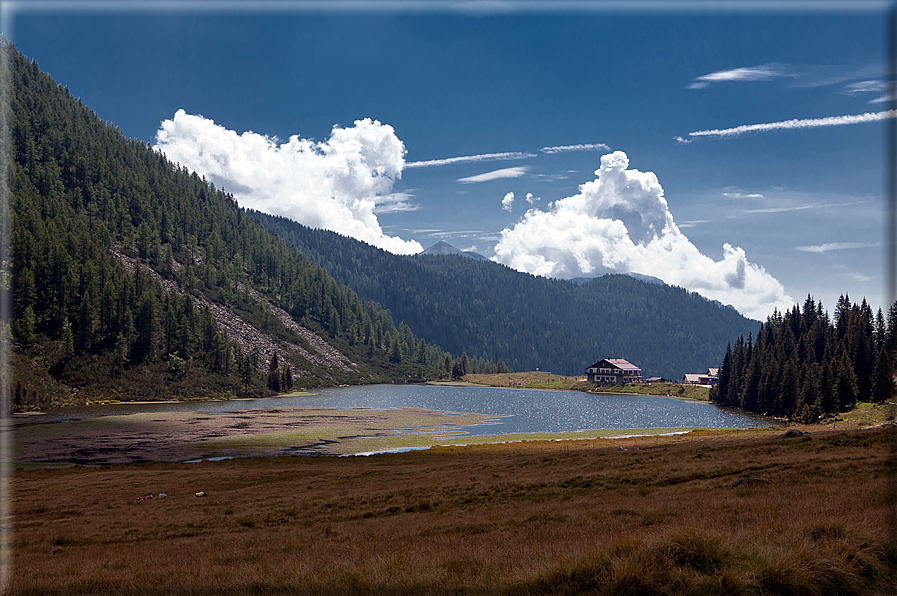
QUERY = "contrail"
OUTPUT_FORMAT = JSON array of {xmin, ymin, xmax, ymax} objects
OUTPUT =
[{"xmin": 689, "ymin": 109, "xmax": 897, "ymax": 138}]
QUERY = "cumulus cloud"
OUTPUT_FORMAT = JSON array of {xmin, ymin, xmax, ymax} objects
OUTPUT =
[
  {"xmin": 688, "ymin": 63, "xmax": 796, "ymax": 89},
  {"xmin": 458, "ymin": 166, "xmax": 530, "ymax": 184},
  {"xmin": 502, "ymin": 192, "xmax": 515, "ymax": 212},
  {"xmin": 525, "ymin": 192, "xmax": 539, "ymax": 205},
  {"xmin": 688, "ymin": 110, "xmax": 897, "ymax": 139},
  {"xmin": 154, "ymin": 110, "xmax": 421, "ymax": 254},
  {"xmin": 492, "ymin": 151, "xmax": 792, "ymax": 320}
]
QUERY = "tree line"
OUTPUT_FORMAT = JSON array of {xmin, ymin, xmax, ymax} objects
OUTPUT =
[
  {"xmin": 709, "ymin": 295, "xmax": 896, "ymax": 420},
  {"xmin": 3, "ymin": 40, "xmax": 493, "ymax": 408},
  {"xmin": 249, "ymin": 211, "xmax": 760, "ymax": 379}
]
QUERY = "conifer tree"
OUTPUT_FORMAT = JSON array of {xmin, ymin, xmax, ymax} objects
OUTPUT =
[{"xmin": 267, "ymin": 352, "xmax": 281, "ymax": 392}]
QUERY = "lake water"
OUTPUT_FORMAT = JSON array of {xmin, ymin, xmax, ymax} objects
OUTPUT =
[{"xmin": 29, "ymin": 384, "xmax": 772, "ymax": 435}]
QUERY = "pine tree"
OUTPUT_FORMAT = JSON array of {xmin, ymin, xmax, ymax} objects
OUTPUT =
[
  {"xmin": 871, "ymin": 350, "xmax": 894, "ymax": 403},
  {"xmin": 267, "ymin": 352, "xmax": 281, "ymax": 392},
  {"xmin": 240, "ymin": 354, "xmax": 254, "ymax": 396},
  {"xmin": 834, "ymin": 352, "xmax": 858, "ymax": 411},
  {"xmin": 711, "ymin": 345, "xmax": 732, "ymax": 406},
  {"xmin": 281, "ymin": 366, "xmax": 293, "ymax": 391}
]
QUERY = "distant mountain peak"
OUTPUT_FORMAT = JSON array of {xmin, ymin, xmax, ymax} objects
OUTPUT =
[{"xmin": 419, "ymin": 241, "xmax": 489, "ymax": 261}]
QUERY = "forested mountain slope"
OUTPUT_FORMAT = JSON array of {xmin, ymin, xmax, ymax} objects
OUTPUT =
[
  {"xmin": 249, "ymin": 211, "xmax": 761, "ymax": 379},
  {"xmin": 4, "ymin": 41, "xmax": 455, "ymax": 408}
]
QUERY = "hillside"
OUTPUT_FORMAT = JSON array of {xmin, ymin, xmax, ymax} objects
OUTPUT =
[
  {"xmin": 248, "ymin": 212, "xmax": 761, "ymax": 379},
  {"xmin": 4, "ymin": 41, "xmax": 458, "ymax": 408}
]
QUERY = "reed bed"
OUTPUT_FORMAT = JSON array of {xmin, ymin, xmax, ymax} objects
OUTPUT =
[{"xmin": 11, "ymin": 425, "xmax": 896, "ymax": 594}]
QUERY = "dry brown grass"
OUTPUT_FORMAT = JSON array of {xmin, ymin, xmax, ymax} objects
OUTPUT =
[{"xmin": 11, "ymin": 425, "xmax": 896, "ymax": 595}]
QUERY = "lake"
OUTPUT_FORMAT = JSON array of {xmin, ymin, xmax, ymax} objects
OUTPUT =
[{"xmin": 30, "ymin": 384, "xmax": 772, "ymax": 435}]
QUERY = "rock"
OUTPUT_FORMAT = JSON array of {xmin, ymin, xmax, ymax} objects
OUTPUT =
[
  {"xmin": 731, "ymin": 477, "xmax": 769, "ymax": 488},
  {"xmin": 109, "ymin": 245, "xmax": 357, "ymax": 381},
  {"xmin": 777, "ymin": 429, "xmax": 804, "ymax": 439}
]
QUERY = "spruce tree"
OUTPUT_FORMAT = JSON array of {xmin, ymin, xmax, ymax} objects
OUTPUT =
[{"xmin": 267, "ymin": 353, "xmax": 281, "ymax": 392}]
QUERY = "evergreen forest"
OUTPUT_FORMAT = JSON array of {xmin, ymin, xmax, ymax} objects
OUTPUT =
[
  {"xmin": 249, "ymin": 211, "xmax": 761, "ymax": 379},
  {"xmin": 710, "ymin": 295, "xmax": 897, "ymax": 420},
  {"xmin": 3, "ymin": 41, "xmax": 480, "ymax": 409}
]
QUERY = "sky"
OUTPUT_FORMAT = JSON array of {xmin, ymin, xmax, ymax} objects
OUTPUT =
[{"xmin": 6, "ymin": 1, "xmax": 895, "ymax": 321}]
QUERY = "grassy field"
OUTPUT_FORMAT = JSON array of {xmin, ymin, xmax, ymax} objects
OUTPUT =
[
  {"xmin": 459, "ymin": 373, "xmax": 712, "ymax": 400},
  {"xmin": 11, "ymin": 422, "xmax": 896, "ymax": 595}
]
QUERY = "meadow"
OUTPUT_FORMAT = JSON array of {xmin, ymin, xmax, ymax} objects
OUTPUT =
[
  {"xmin": 11, "ymin": 420, "xmax": 896, "ymax": 595},
  {"xmin": 460, "ymin": 373, "xmax": 713, "ymax": 401}
]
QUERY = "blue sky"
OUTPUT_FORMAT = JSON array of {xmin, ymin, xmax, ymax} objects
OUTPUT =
[{"xmin": 7, "ymin": 1, "xmax": 894, "ymax": 320}]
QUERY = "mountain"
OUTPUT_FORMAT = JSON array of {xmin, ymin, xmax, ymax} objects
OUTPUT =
[
  {"xmin": 420, "ymin": 241, "xmax": 489, "ymax": 261},
  {"xmin": 569, "ymin": 272, "xmax": 665, "ymax": 286},
  {"xmin": 248, "ymin": 211, "xmax": 761, "ymax": 379},
  {"xmin": 4, "ymin": 41, "xmax": 460, "ymax": 408}
]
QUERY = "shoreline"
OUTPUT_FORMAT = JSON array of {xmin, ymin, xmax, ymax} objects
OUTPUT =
[
  {"xmin": 431, "ymin": 377, "xmax": 713, "ymax": 404},
  {"xmin": 12, "ymin": 391, "xmax": 319, "ymax": 416}
]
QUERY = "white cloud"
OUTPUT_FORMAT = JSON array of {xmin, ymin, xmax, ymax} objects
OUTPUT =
[
  {"xmin": 419, "ymin": 230, "xmax": 486, "ymax": 239},
  {"xmin": 492, "ymin": 151, "xmax": 792, "ymax": 320},
  {"xmin": 405, "ymin": 151, "xmax": 536, "ymax": 168},
  {"xmin": 458, "ymin": 166, "xmax": 530, "ymax": 184},
  {"xmin": 796, "ymin": 241, "xmax": 880, "ymax": 253},
  {"xmin": 844, "ymin": 80, "xmax": 887, "ymax": 95},
  {"xmin": 525, "ymin": 192, "xmax": 539, "ymax": 205},
  {"xmin": 688, "ymin": 110, "xmax": 897, "ymax": 138},
  {"xmin": 743, "ymin": 200, "xmax": 854, "ymax": 214},
  {"xmin": 843, "ymin": 80, "xmax": 895, "ymax": 104},
  {"xmin": 722, "ymin": 192, "xmax": 763, "ymax": 199},
  {"xmin": 678, "ymin": 220, "xmax": 711, "ymax": 228},
  {"xmin": 533, "ymin": 173, "xmax": 568, "ymax": 182},
  {"xmin": 374, "ymin": 192, "xmax": 420, "ymax": 214},
  {"xmin": 540, "ymin": 143, "xmax": 610, "ymax": 154},
  {"xmin": 688, "ymin": 63, "xmax": 795, "ymax": 89},
  {"xmin": 154, "ymin": 110, "xmax": 422, "ymax": 254},
  {"xmin": 502, "ymin": 192, "xmax": 515, "ymax": 212}
]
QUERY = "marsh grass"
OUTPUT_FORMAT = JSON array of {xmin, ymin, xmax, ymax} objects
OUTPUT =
[{"xmin": 12, "ymin": 426, "xmax": 895, "ymax": 594}]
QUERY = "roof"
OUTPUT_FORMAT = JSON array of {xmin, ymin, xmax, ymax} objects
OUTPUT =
[
  {"xmin": 604, "ymin": 358, "xmax": 641, "ymax": 371},
  {"xmin": 587, "ymin": 358, "xmax": 641, "ymax": 371}
]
